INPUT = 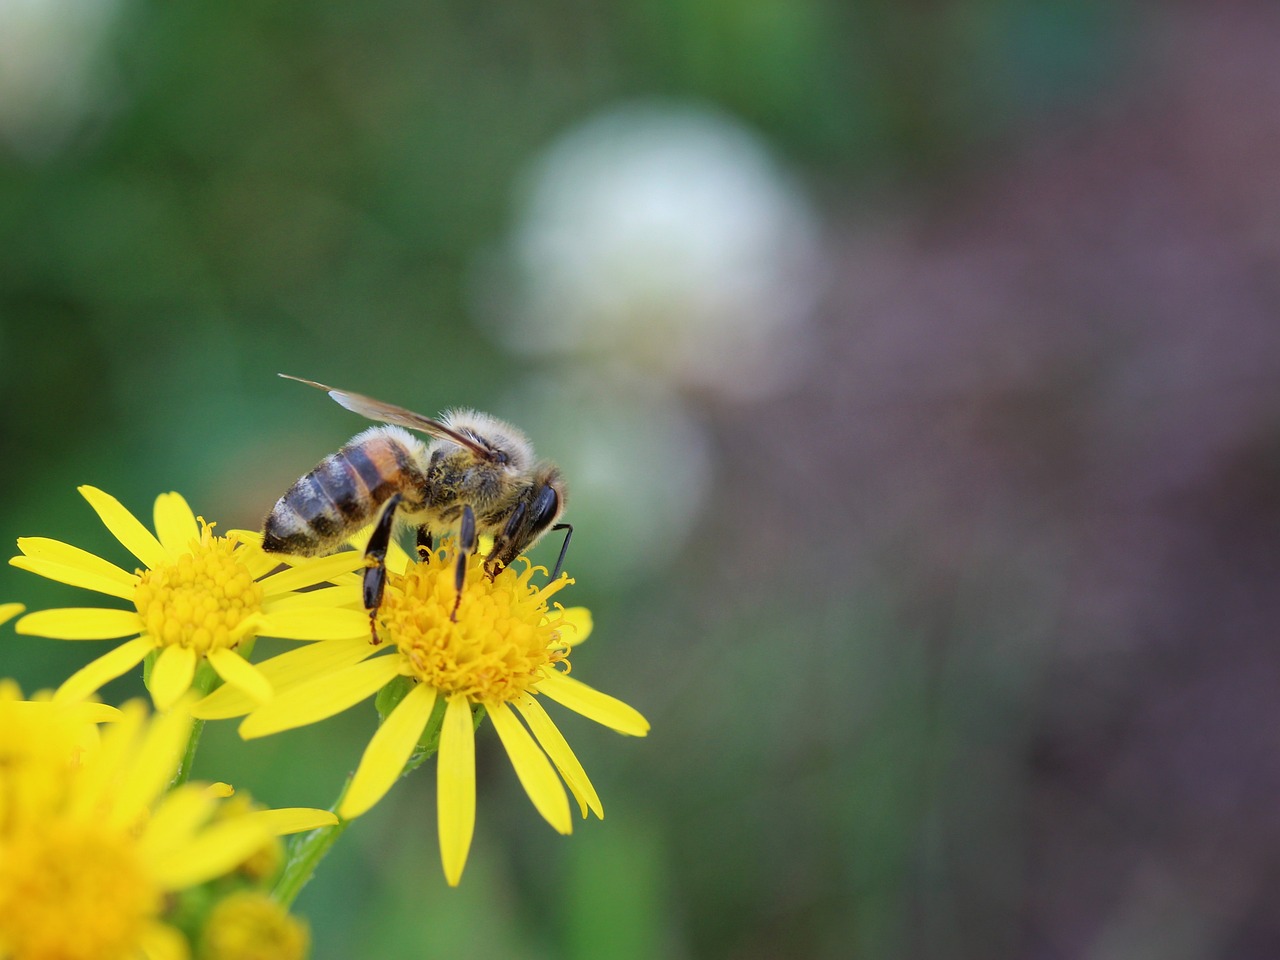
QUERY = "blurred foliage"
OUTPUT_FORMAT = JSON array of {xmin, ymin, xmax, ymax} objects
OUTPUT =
[{"xmin": 0, "ymin": 1, "xmax": 1147, "ymax": 958}]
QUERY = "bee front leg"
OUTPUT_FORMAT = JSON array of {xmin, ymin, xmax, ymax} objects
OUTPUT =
[
  {"xmin": 363, "ymin": 493, "xmax": 403, "ymax": 644},
  {"xmin": 415, "ymin": 525, "xmax": 433, "ymax": 562},
  {"xmin": 451, "ymin": 504, "xmax": 477, "ymax": 623}
]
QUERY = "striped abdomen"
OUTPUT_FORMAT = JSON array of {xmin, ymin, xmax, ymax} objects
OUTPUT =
[{"xmin": 262, "ymin": 427, "xmax": 425, "ymax": 555}]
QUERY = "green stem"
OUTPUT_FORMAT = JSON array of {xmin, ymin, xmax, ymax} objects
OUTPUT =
[
  {"xmin": 170, "ymin": 658, "xmax": 223, "ymax": 788},
  {"xmin": 268, "ymin": 700, "xmax": 486, "ymax": 907},
  {"xmin": 171, "ymin": 717, "xmax": 205, "ymax": 788},
  {"xmin": 273, "ymin": 780, "xmax": 352, "ymax": 909}
]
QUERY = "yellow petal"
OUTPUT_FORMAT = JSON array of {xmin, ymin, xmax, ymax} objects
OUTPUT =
[
  {"xmin": 139, "ymin": 784, "xmax": 216, "ymax": 861},
  {"xmin": 207, "ymin": 648, "xmax": 273, "ymax": 705},
  {"xmin": 243, "ymin": 807, "xmax": 340, "ymax": 835},
  {"xmin": 262, "ymin": 586, "xmax": 361, "ymax": 612},
  {"xmin": 192, "ymin": 635, "xmax": 375, "ymax": 720},
  {"xmin": 110, "ymin": 702, "xmax": 193, "ymax": 826},
  {"xmin": 552, "ymin": 606, "xmax": 593, "ymax": 647},
  {"xmin": 54, "ymin": 635, "xmax": 155, "ymax": 703},
  {"xmin": 514, "ymin": 693, "xmax": 602, "ymax": 819},
  {"xmin": 257, "ymin": 551, "xmax": 368, "ymax": 596},
  {"xmin": 489, "ymin": 700, "xmax": 571, "ymax": 834},
  {"xmin": 138, "ymin": 920, "xmax": 190, "ymax": 960},
  {"xmin": 438, "ymin": 694, "xmax": 476, "ymax": 887},
  {"xmin": 148, "ymin": 645, "xmax": 198, "ymax": 711},
  {"xmin": 238, "ymin": 656, "xmax": 401, "ymax": 738},
  {"xmin": 16, "ymin": 607, "xmax": 142, "ymax": 640},
  {"xmin": 0, "ymin": 602, "xmax": 23, "ymax": 627},
  {"xmin": 13, "ymin": 537, "xmax": 139, "ymax": 587},
  {"xmin": 255, "ymin": 608, "xmax": 371, "ymax": 641},
  {"xmin": 536, "ymin": 672, "xmax": 650, "ymax": 737},
  {"xmin": 9, "ymin": 555, "xmax": 136, "ymax": 601},
  {"xmin": 78, "ymin": 485, "xmax": 171, "ymax": 569},
  {"xmin": 340, "ymin": 682, "xmax": 438, "ymax": 819},
  {"xmin": 152, "ymin": 492, "xmax": 199, "ymax": 555},
  {"xmin": 149, "ymin": 818, "xmax": 271, "ymax": 889}
]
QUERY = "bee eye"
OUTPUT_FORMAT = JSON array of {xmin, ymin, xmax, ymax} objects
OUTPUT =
[{"xmin": 528, "ymin": 484, "xmax": 560, "ymax": 532}]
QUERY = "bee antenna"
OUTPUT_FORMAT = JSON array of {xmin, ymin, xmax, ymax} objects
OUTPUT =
[{"xmin": 548, "ymin": 523, "xmax": 573, "ymax": 582}]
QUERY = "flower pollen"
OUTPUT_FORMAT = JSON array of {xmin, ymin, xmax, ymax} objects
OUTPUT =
[
  {"xmin": 379, "ymin": 548, "xmax": 572, "ymax": 704},
  {"xmin": 133, "ymin": 520, "xmax": 264, "ymax": 655}
]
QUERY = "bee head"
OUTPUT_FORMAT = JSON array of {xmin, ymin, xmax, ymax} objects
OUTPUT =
[{"xmin": 488, "ymin": 466, "xmax": 566, "ymax": 572}]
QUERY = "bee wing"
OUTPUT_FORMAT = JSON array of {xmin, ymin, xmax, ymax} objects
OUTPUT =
[{"xmin": 279, "ymin": 374, "xmax": 493, "ymax": 459}]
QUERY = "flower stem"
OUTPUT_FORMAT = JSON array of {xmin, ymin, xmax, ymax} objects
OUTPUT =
[
  {"xmin": 171, "ymin": 658, "xmax": 223, "ymax": 788},
  {"xmin": 274, "ymin": 785, "xmax": 353, "ymax": 909}
]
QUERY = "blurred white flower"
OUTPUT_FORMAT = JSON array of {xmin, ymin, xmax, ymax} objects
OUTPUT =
[
  {"xmin": 477, "ymin": 101, "xmax": 823, "ymax": 400},
  {"xmin": 0, "ymin": 0, "xmax": 121, "ymax": 157},
  {"xmin": 497, "ymin": 373, "xmax": 713, "ymax": 584}
]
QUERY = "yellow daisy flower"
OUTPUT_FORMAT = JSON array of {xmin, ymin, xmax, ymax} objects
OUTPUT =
[
  {"xmin": 195, "ymin": 542, "xmax": 649, "ymax": 886},
  {"xmin": 10, "ymin": 486, "xmax": 370, "ymax": 710},
  {"xmin": 0, "ymin": 689, "xmax": 336, "ymax": 960},
  {"xmin": 198, "ymin": 891, "xmax": 309, "ymax": 960}
]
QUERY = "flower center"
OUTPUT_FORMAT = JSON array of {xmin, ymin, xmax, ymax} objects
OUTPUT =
[
  {"xmin": 0, "ymin": 820, "xmax": 159, "ymax": 960},
  {"xmin": 133, "ymin": 523, "xmax": 264, "ymax": 655},
  {"xmin": 377, "ymin": 547, "xmax": 573, "ymax": 704},
  {"xmin": 200, "ymin": 891, "xmax": 310, "ymax": 960}
]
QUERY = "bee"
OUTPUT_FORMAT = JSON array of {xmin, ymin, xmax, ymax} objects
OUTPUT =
[{"xmin": 262, "ymin": 375, "xmax": 570, "ymax": 635}]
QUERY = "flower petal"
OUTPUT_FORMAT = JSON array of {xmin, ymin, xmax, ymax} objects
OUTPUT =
[
  {"xmin": 13, "ymin": 536, "xmax": 139, "ymax": 587},
  {"xmin": 138, "ymin": 920, "xmax": 190, "ymax": 960},
  {"xmin": 54, "ymin": 635, "xmax": 155, "ymax": 703},
  {"xmin": 514, "ymin": 692, "xmax": 602, "ymax": 819},
  {"xmin": 238, "ymin": 656, "xmax": 402, "ymax": 738},
  {"xmin": 192, "ymin": 635, "xmax": 376, "ymax": 720},
  {"xmin": 16, "ymin": 607, "xmax": 143, "ymax": 640},
  {"xmin": 536, "ymin": 672, "xmax": 650, "ymax": 736},
  {"xmin": 207, "ymin": 648, "xmax": 273, "ymax": 705},
  {"xmin": 243, "ymin": 807, "xmax": 340, "ymax": 835},
  {"xmin": 553, "ymin": 606, "xmax": 593, "ymax": 647},
  {"xmin": 149, "ymin": 818, "xmax": 272, "ymax": 889},
  {"xmin": 78, "ymin": 485, "xmax": 171, "ymax": 569},
  {"xmin": 152, "ymin": 492, "xmax": 199, "ymax": 555},
  {"xmin": 438, "ymin": 694, "xmax": 477, "ymax": 887},
  {"xmin": 257, "ymin": 552, "xmax": 368, "ymax": 596},
  {"xmin": 255, "ymin": 608, "xmax": 370, "ymax": 641},
  {"xmin": 110, "ymin": 701, "xmax": 193, "ymax": 825},
  {"xmin": 140, "ymin": 783, "xmax": 216, "ymax": 861},
  {"xmin": 9, "ymin": 555, "xmax": 136, "ymax": 601},
  {"xmin": 148, "ymin": 645, "xmax": 198, "ymax": 711},
  {"xmin": 0, "ymin": 602, "xmax": 23, "ymax": 627},
  {"xmin": 262, "ymin": 586, "xmax": 361, "ymax": 612},
  {"xmin": 489, "ymin": 700, "xmax": 571, "ymax": 835},
  {"xmin": 340, "ymin": 682, "xmax": 438, "ymax": 819}
]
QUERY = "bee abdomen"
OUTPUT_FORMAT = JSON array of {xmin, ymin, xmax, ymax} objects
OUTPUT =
[{"xmin": 262, "ymin": 434, "xmax": 420, "ymax": 555}]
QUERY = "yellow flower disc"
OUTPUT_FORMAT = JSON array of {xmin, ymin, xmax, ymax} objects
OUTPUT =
[
  {"xmin": 133, "ymin": 524, "xmax": 264, "ymax": 655},
  {"xmin": 0, "ymin": 822, "xmax": 158, "ymax": 960},
  {"xmin": 378, "ymin": 549, "xmax": 571, "ymax": 704},
  {"xmin": 200, "ymin": 891, "xmax": 309, "ymax": 960}
]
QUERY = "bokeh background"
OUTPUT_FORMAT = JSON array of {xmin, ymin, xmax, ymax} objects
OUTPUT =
[{"xmin": 3, "ymin": 1, "xmax": 1280, "ymax": 957}]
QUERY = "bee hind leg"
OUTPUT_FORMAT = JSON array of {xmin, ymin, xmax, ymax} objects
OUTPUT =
[
  {"xmin": 363, "ymin": 493, "xmax": 403, "ymax": 644},
  {"xmin": 451, "ymin": 505, "xmax": 477, "ymax": 623}
]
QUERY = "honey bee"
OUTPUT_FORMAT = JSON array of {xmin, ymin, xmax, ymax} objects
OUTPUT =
[{"xmin": 263, "ymin": 375, "xmax": 570, "ymax": 634}]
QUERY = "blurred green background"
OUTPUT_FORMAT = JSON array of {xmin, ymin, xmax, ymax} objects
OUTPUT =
[{"xmin": 6, "ymin": 1, "xmax": 1280, "ymax": 957}]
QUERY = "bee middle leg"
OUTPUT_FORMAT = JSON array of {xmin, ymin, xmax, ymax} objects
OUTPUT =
[{"xmin": 363, "ymin": 493, "xmax": 403, "ymax": 644}]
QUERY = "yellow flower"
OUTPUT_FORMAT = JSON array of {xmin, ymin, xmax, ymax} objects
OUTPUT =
[
  {"xmin": 10, "ymin": 486, "xmax": 370, "ymax": 710},
  {"xmin": 0, "ymin": 689, "xmax": 336, "ymax": 960},
  {"xmin": 195, "ymin": 542, "xmax": 649, "ymax": 886},
  {"xmin": 198, "ymin": 892, "xmax": 309, "ymax": 960}
]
